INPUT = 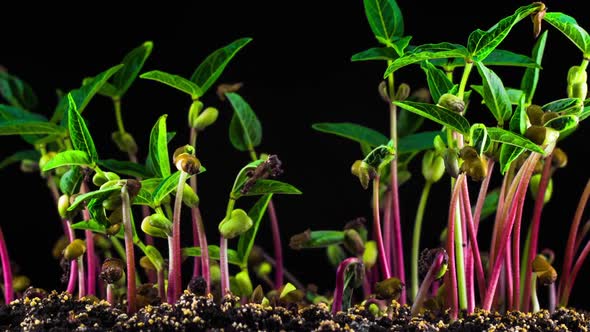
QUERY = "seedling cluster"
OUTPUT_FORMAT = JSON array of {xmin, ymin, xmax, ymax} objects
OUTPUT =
[{"xmin": 1, "ymin": 0, "xmax": 589, "ymax": 324}]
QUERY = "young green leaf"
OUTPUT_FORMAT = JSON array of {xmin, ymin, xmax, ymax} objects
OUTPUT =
[
  {"xmin": 133, "ymin": 186, "xmax": 154, "ymax": 208},
  {"xmin": 225, "ymin": 92, "xmax": 262, "ymax": 152},
  {"xmin": 384, "ymin": 42, "xmax": 469, "ymax": 77},
  {"xmin": 469, "ymin": 124, "xmax": 490, "ymax": 155},
  {"xmin": 542, "ymin": 98, "xmax": 583, "ymax": 115},
  {"xmin": 112, "ymin": 41, "xmax": 154, "ymax": 98},
  {"xmin": 475, "ymin": 62, "xmax": 513, "ymax": 124},
  {"xmin": 72, "ymin": 64, "xmax": 124, "ymax": 114},
  {"xmin": 351, "ymin": 47, "xmax": 398, "ymax": 62},
  {"xmin": 0, "ymin": 149, "xmax": 39, "ymax": 170},
  {"xmin": 59, "ymin": 166, "xmax": 84, "ymax": 196},
  {"xmin": 231, "ymin": 159, "xmax": 265, "ymax": 195},
  {"xmin": 471, "ymin": 85, "xmax": 524, "ymax": 106},
  {"xmin": 146, "ymin": 114, "xmax": 171, "ymax": 178},
  {"xmin": 500, "ymin": 144, "xmax": 525, "ymax": 174},
  {"xmin": 544, "ymin": 115, "xmax": 579, "ymax": 139},
  {"xmin": 98, "ymin": 159, "xmax": 150, "ymax": 179},
  {"xmin": 0, "ymin": 119, "xmax": 65, "ymax": 136},
  {"xmin": 393, "ymin": 100, "xmax": 471, "ymax": 135},
  {"xmin": 238, "ymin": 179, "xmax": 302, "ymax": 197},
  {"xmin": 467, "ymin": 3, "xmax": 543, "ymax": 60},
  {"xmin": 543, "ymin": 12, "xmax": 590, "ymax": 56},
  {"xmin": 486, "ymin": 127, "xmax": 545, "ymax": 154},
  {"xmin": 362, "ymin": 0, "xmax": 404, "ymax": 45},
  {"xmin": 41, "ymin": 150, "xmax": 91, "ymax": 171},
  {"xmin": 67, "ymin": 94, "xmax": 99, "ymax": 163},
  {"xmin": 0, "ymin": 104, "xmax": 47, "ymax": 122},
  {"xmin": 0, "ymin": 72, "xmax": 38, "ymax": 110},
  {"xmin": 183, "ymin": 245, "xmax": 242, "ymax": 266},
  {"xmin": 68, "ymin": 186, "xmax": 121, "ymax": 212},
  {"xmin": 429, "ymin": 48, "xmax": 538, "ymax": 71},
  {"xmin": 140, "ymin": 70, "xmax": 203, "ymax": 99},
  {"xmin": 363, "ymin": 143, "xmax": 395, "ymax": 171},
  {"xmin": 151, "ymin": 171, "xmax": 181, "ymax": 206},
  {"xmin": 237, "ymin": 194, "xmax": 273, "ymax": 266},
  {"xmin": 190, "ymin": 37, "xmax": 252, "ymax": 95},
  {"xmin": 311, "ymin": 122, "xmax": 388, "ymax": 147},
  {"xmin": 397, "ymin": 131, "xmax": 445, "ymax": 154},
  {"xmin": 509, "ymin": 94, "xmax": 527, "ymax": 135},
  {"xmin": 420, "ymin": 61, "xmax": 454, "ymax": 104},
  {"xmin": 520, "ymin": 30, "xmax": 548, "ymax": 105},
  {"xmin": 289, "ymin": 230, "xmax": 346, "ymax": 250}
]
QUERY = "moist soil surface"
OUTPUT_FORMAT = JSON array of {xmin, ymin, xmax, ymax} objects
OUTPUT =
[{"xmin": 1, "ymin": 290, "xmax": 589, "ymax": 331}]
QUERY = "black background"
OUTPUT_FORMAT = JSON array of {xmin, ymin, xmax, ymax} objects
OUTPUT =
[{"xmin": 2, "ymin": 1, "xmax": 589, "ymax": 308}]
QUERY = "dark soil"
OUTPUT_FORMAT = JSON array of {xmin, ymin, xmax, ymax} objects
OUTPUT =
[{"xmin": 1, "ymin": 290, "xmax": 589, "ymax": 331}]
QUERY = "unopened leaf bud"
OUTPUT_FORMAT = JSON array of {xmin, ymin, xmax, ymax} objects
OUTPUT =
[
  {"xmin": 92, "ymin": 171, "xmax": 120, "ymax": 187},
  {"xmin": 529, "ymin": 174, "xmax": 553, "ymax": 204},
  {"xmin": 526, "ymin": 104, "xmax": 544, "ymax": 126},
  {"xmin": 343, "ymin": 229, "xmax": 365, "ymax": 255},
  {"xmin": 187, "ymin": 100, "xmax": 204, "ymax": 128},
  {"xmin": 326, "ymin": 244, "xmax": 346, "ymax": 267},
  {"xmin": 111, "ymin": 132, "xmax": 138, "ymax": 155},
  {"xmin": 362, "ymin": 240, "xmax": 378, "ymax": 269},
  {"xmin": 181, "ymin": 183, "xmax": 199, "ymax": 208},
  {"xmin": 141, "ymin": 214, "xmax": 171, "ymax": 238},
  {"xmin": 437, "ymin": 93, "xmax": 465, "ymax": 113},
  {"xmin": 194, "ymin": 107, "xmax": 219, "ymax": 131},
  {"xmin": 57, "ymin": 194, "xmax": 70, "ymax": 218},
  {"xmin": 422, "ymin": 150, "xmax": 445, "ymax": 183},
  {"xmin": 218, "ymin": 208, "xmax": 253, "ymax": 239},
  {"xmin": 395, "ymin": 83, "xmax": 411, "ymax": 101},
  {"xmin": 63, "ymin": 239, "xmax": 86, "ymax": 260}
]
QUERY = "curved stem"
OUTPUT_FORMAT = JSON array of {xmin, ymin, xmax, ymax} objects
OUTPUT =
[
  {"xmin": 0, "ymin": 227, "xmax": 14, "ymax": 303},
  {"xmin": 411, "ymin": 181, "xmax": 432, "ymax": 301},
  {"xmin": 461, "ymin": 178, "xmax": 486, "ymax": 306},
  {"xmin": 331, "ymin": 257, "xmax": 361, "ymax": 315},
  {"xmin": 113, "ymin": 97, "xmax": 126, "ymax": 134},
  {"xmin": 171, "ymin": 171, "xmax": 190, "ymax": 302},
  {"xmin": 561, "ymin": 236, "xmax": 590, "ymax": 306},
  {"xmin": 411, "ymin": 251, "xmax": 445, "ymax": 315}
]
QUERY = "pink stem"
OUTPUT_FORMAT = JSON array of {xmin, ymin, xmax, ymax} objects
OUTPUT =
[
  {"xmin": 65, "ymin": 222, "xmax": 78, "ymax": 295},
  {"xmin": 191, "ymin": 206, "xmax": 210, "ymax": 294},
  {"xmin": 459, "ymin": 192, "xmax": 474, "ymax": 313},
  {"xmin": 522, "ymin": 154, "xmax": 552, "ymax": 312},
  {"xmin": 389, "ymin": 161, "xmax": 406, "ymax": 304},
  {"xmin": 121, "ymin": 185, "xmax": 137, "ymax": 313},
  {"xmin": 0, "ymin": 227, "xmax": 14, "ymax": 303},
  {"xmin": 331, "ymin": 257, "xmax": 362, "ymax": 314},
  {"xmin": 106, "ymin": 284, "xmax": 115, "ymax": 305},
  {"xmin": 167, "ymin": 237, "xmax": 175, "ymax": 303},
  {"xmin": 171, "ymin": 172, "xmax": 189, "ymax": 302},
  {"xmin": 411, "ymin": 251, "xmax": 446, "ymax": 315},
  {"xmin": 505, "ymin": 242, "xmax": 513, "ymax": 310},
  {"xmin": 511, "ymin": 196, "xmax": 525, "ymax": 310},
  {"xmin": 483, "ymin": 153, "xmax": 539, "ymax": 311},
  {"xmin": 558, "ymin": 178, "xmax": 590, "ymax": 305},
  {"xmin": 267, "ymin": 200, "xmax": 284, "ymax": 289},
  {"xmin": 561, "ymin": 235, "xmax": 590, "ymax": 306},
  {"xmin": 473, "ymin": 159, "xmax": 495, "ymax": 233},
  {"xmin": 80, "ymin": 182, "xmax": 96, "ymax": 296},
  {"xmin": 461, "ymin": 179, "xmax": 487, "ymax": 304},
  {"xmin": 489, "ymin": 168, "xmax": 511, "ymax": 270},
  {"xmin": 574, "ymin": 219, "xmax": 590, "ymax": 253},
  {"xmin": 383, "ymin": 190, "xmax": 392, "ymax": 270},
  {"xmin": 372, "ymin": 176, "xmax": 391, "ymax": 280}
]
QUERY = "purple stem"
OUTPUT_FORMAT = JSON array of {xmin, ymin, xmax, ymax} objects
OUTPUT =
[
  {"xmin": 331, "ymin": 257, "xmax": 362, "ymax": 315},
  {"xmin": 522, "ymin": 155, "xmax": 552, "ymax": 311},
  {"xmin": 267, "ymin": 200, "xmax": 284, "ymax": 289},
  {"xmin": 558, "ymin": 177, "xmax": 590, "ymax": 305},
  {"xmin": 511, "ymin": 197, "xmax": 526, "ymax": 310},
  {"xmin": 106, "ymin": 284, "xmax": 115, "ymax": 305},
  {"xmin": 389, "ymin": 161, "xmax": 406, "ymax": 304},
  {"xmin": 0, "ymin": 227, "xmax": 14, "ymax": 303},
  {"xmin": 446, "ymin": 173, "xmax": 464, "ymax": 320},
  {"xmin": 483, "ymin": 153, "xmax": 539, "ymax": 310},
  {"xmin": 574, "ymin": 219, "xmax": 590, "ymax": 254},
  {"xmin": 505, "ymin": 242, "xmax": 513, "ymax": 310},
  {"xmin": 459, "ymin": 192, "xmax": 474, "ymax": 313},
  {"xmin": 460, "ymin": 179, "xmax": 487, "ymax": 305},
  {"xmin": 383, "ymin": 190, "xmax": 392, "ymax": 269},
  {"xmin": 561, "ymin": 234, "xmax": 590, "ymax": 306},
  {"xmin": 171, "ymin": 172, "xmax": 189, "ymax": 302},
  {"xmin": 166, "ymin": 237, "xmax": 175, "ymax": 304},
  {"xmin": 219, "ymin": 236, "xmax": 230, "ymax": 297},
  {"xmin": 191, "ymin": 204, "xmax": 210, "ymax": 294},
  {"xmin": 121, "ymin": 185, "xmax": 137, "ymax": 313},
  {"xmin": 65, "ymin": 222, "xmax": 78, "ymax": 295},
  {"xmin": 411, "ymin": 251, "xmax": 446, "ymax": 315},
  {"xmin": 489, "ymin": 169, "xmax": 511, "ymax": 269},
  {"xmin": 372, "ymin": 176, "xmax": 391, "ymax": 280},
  {"xmin": 473, "ymin": 159, "xmax": 495, "ymax": 233},
  {"xmin": 80, "ymin": 182, "xmax": 96, "ymax": 296}
]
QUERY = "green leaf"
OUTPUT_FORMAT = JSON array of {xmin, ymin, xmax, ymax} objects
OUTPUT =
[
  {"xmin": 471, "ymin": 85, "xmax": 524, "ymax": 105},
  {"xmin": 393, "ymin": 100, "xmax": 471, "ymax": 135},
  {"xmin": 0, "ymin": 149, "xmax": 39, "ymax": 170},
  {"xmin": 71, "ymin": 219, "xmax": 108, "ymax": 234},
  {"xmin": 362, "ymin": 0, "xmax": 404, "ymax": 44},
  {"xmin": 397, "ymin": 106, "xmax": 425, "ymax": 137},
  {"xmin": 190, "ymin": 38, "xmax": 252, "ymax": 95},
  {"xmin": 67, "ymin": 94, "xmax": 98, "ymax": 163},
  {"xmin": 226, "ymin": 92, "xmax": 262, "ymax": 152},
  {"xmin": 580, "ymin": 104, "xmax": 590, "ymax": 121},
  {"xmin": 311, "ymin": 122, "xmax": 388, "ymax": 147},
  {"xmin": 543, "ymin": 12, "xmax": 590, "ymax": 56},
  {"xmin": 420, "ymin": 61, "xmax": 454, "ymax": 104},
  {"xmin": 467, "ymin": 3, "xmax": 543, "ymax": 60},
  {"xmin": 72, "ymin": 64, "xmax": 124, "ymax": 114},
  {"xmin": 0, "ymin": 104, "xmax": 47, "ymax": 122},
  {"xmin": 133, "ymin": 187, "xmax": 154, "ymax": 207},
  {"xmin": 363, "ymin": 143, "xmax": 395, "ymax": 171},
  {"xmin": 384, "ymin": 42, "xmax": 469, "ymax": 77},
  {"xmin": 140, "ymin": 70, "xmax": 203, "ymax": 99},
  {"xmin": 509, "ymin": 93, "xmax": 527, "ymax": 135},
  {"xmin": 280, "ymin": 283, "xmax": 298, "ymax": 299},
  {"xmin": 59, "ymin": 166, "xmax": 84, "ymax": 196},
  {"xmin": 429, "ymin": 48, "xmax": 539, "ymax": 71},
  {"xmin": 542, "ymin": 98, "xmax": 583, "ymax": 115},
  {"xmin": 0, "ymin": 72, "xmax": 38, "ymax": 110},
  {"xmin": 237, "ymin": 194, "xmax": 273, "ymax": 266},
  {"xmin": 68, "ymin": 186, "xmax": 121, "ymax": 212},
  {"xmin": 499, "ymin": 144, "xmax": 525, "ymax": 174},
  {"xmin": 112, "ymin": 41, "xmax": 154, "ymax": 97},
  {"xmin": 486, "ymin": 127, "xmax": 545, "ymax": 154},
  {"xmin": 183, "ymin": 245, "xmax": 242, "ymax": 266},
  {"xmin": 475, "ymin": 62, "xmax": 513, "ymax": 124},
  {"xmin": 520, "ymin": 30, "xmax": 548, "ymax": 105},
  {"xmin": 544, "ymin": 115, "xmax": 579, "ymax": 139},
  {"xmin": 351, "ymin": 47, "xmax": 398, "ymax": 62},
  {"xmin": 98, "ymin": 159, "xmax": 150, "ymax": 179},
  {"xmin": 397, "ymin": 131, "xmax": 444, "ymax": 154},
  {"xmin": 146, "ymin": 114, "xmax": 171, "ymax": 178},
  {"xmin": 152, "ymin": 171, "xmax": 182, "ymax": 206},
  {"xmin": 469, "ymin": 124, "xmax": 491, "ymax": 155},
  {"xmin": 239, "ymin": 179, "xmax": 302, "ymax": 197},
  {"xmin": 290, "ymin": 230, "xmax": 346, "ymax": 249},
  {"xmin": 41, "ymin": 150, "xmax": 91, "ymax": 171},
  {"xmin": 0, "ymin": 119, "xmax": 65, "ymax": 136},
  {"xmin": 231, "ymin": 159, "xmax": 265, "ymax": 195}
]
